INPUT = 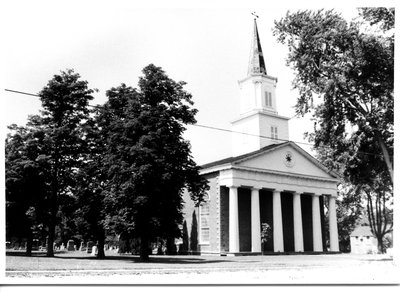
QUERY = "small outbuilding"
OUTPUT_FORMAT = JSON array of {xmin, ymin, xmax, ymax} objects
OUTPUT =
[{"xmin": 350, "ymin": 226, "xmax": 378, "ymax": 254}]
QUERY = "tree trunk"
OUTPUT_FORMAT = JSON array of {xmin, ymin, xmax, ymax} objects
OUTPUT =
[
  {"xmin": 26, "ymin": 228, "xmax": 33, "ymax": 257},
  {"xmin": 96, "ymin": 228, "xmax": 106, "ymax": 259},
  {"xmin": 46, "ymin": 222, "xmax": 55, "ymax": 257},
  {"xmin": 139, "ymin": 237, "xmax": 149, "ymax": 262},
  {"xmin": 377, "ymin": 136, "xmax": 393, "ymax": 184},
  {"xmin": 166, "ymin": 237, "xmax": 177, "ymax": 255},
  {"xmin": 377, "ymin": 235, "xmax": 385, "ymax": 254}
]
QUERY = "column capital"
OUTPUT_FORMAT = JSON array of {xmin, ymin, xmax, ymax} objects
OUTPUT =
[
  {"xmin": 273, "ymin": 189, "xmax": 283, "ymax": 193},
  {"xmin": 292, "ymin": 191, "xmax": 301, "ymax": 196},
  {"xmin": 226, "ymin": 184, "xmax": 239, "ymax": 189},
  {"xmin": 312, "ymin": 193, "xmax": 322, "ymax": 197},
  {"xmin": 251, "ymin": 186, "xmax": 262, "ymax": 191}
]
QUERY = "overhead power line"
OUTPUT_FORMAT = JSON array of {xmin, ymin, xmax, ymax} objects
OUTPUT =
[
  {"xmin": 4, "ymin": 88, "xmax": 390, "ymax": 158},
  {"xmin": 4, "ymin": 89, "xmax": 103, "ymax": 109},
  {"xmin": 191, "ymin": 123, "xmax": 311, "ymax": 147},
  {"xmin": 5, "ymin": 89, "xmax": 41, "ymax": 97},
  {"xmin": 188, "ymin": 124, "xmax": 389, "ymax": 159}
]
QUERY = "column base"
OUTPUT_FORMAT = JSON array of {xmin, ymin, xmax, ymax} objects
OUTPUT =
[
  {"xmin": 220, "ymin": 251, "xmax": 342, "ymax": 256},
  {"xmin": 222, "ymin": 252, "xmax": 263, "ymax": 256}
]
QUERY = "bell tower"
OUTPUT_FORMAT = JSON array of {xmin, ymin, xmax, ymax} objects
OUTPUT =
[{"xmin": 232, "ymin": 18, "xmax": 290, "ymax": 156}]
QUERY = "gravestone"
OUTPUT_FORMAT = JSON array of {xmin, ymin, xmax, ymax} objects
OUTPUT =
[
  {"xmin": 86, "ymin": 241, "xmax": 95, "ymax": 253},
  {"xmin": 91, "ymin": 246, "xmax": 98, "ymax": 256},
  {"xmin": 80, "ymin": 241, "xmax": 86, "ymax": 251},
  {"xmin": 67, "ymin": 240, "xmax": 75, "ymax": 251},
  {"xmin": 32, "ymin": 240, "xmax": 39, "ymax": 251},
  {"xmin": 60, "ymin": 243, "xmax": 65, "ymax": 250}
]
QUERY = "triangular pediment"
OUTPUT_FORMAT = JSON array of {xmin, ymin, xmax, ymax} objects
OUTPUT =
[{"xmin": 233, "ymin": 142, "xmax": 338, "ymax": 180}]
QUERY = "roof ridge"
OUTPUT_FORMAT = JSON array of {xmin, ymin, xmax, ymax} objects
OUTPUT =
[{"xmin": 200, "ymin": 142, "xmax": 287, "ymax": 169}]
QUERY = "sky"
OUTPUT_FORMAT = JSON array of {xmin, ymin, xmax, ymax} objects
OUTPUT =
[{"xmin": 0, "ymin": 0, "xmax": 390, "ymax": 165}]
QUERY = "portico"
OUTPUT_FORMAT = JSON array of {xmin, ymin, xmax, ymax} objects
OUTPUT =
[
  {"xmin": 225, "ymin": 186, "xmax": 338, "ymax": 254},
  {"xmin": 199, "ymin": 141, "xmax": 340, "ymax": 255}
]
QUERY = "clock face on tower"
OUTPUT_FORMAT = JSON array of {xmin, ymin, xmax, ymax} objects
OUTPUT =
[{"xmin": 284, "ymin": 151, "xmax": 295, "ymax": 167}]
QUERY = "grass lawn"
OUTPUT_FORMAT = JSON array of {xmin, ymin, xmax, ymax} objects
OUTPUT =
[
  {"xmin": 4, "ymin": 250, "xmax": 398, "ymax": 284},
  {"xmin": 6, "ymin": 250, "xmax": 236, "ymax": 271}
]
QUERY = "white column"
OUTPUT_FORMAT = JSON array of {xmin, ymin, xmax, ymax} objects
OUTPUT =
[
  {"xmin": 229, "ymin": 186, "xmax": 240, "ymax": 253},
  {"xmin": 251, "ymin": 187, "xmax": 261, "ymax": 252},
  {"xmin": 329, "ymin": 195, "xmax": 339, "ymax": 252},
  {"xmin": 293, "ymin": 192, "xmax": 304, "ymax": 252},
  {"xmin": 312, "ymin": 194, "xmax": 323, "ymax": 252},
  {"xmin": 273, "ymin": 189, "xmax": 284, "ymax": 252}
]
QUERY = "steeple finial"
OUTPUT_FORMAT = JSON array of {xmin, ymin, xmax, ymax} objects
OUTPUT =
[{"xmin": 248, "ymin": 15, "xmax": 267, "ymax": 76}]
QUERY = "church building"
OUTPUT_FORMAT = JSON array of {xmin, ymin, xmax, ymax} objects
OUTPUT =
[{"xmin": 182, "ymin": 19, "xmax": 340, "ymax": 255}]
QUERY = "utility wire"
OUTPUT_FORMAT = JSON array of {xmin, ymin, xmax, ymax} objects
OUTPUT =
[
  {"xmin": 4, "ymin": 89, "xmax": 103, "ymax": 109},
  {"xmin": 5, "ymin": 89, "xmax": 41, "ymax": 97},
  {"xmin": 188, "ymin": 124, "xmax": 390, "ymax": 158},
  {"xmin": 4, "ymin": 88, "xmax": 390, "ymax": 158},
  {"xmin": 190, "ymin": 123, "xmax": 311, "ymax": 146}
]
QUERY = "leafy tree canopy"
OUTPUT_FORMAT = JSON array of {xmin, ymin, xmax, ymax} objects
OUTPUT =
[
  {"xmin": 359, "ymin": 7, "xmax": 394, "ymax": 31},
  {"xmin": 100, "ymin": 64, "xmax": 208, "ymax": 261},
  {"xmin": 273, "ymin": 8, "xmax": 394, "ymax": 186},
  {"xmin": 30, "ymin": 69, "xmax": 95, "ymax": 256},
  {"xmin": 5, "ymin": 123, "xmax": 49, "ymax": 254}
]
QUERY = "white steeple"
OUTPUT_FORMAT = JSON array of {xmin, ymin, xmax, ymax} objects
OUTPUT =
[{"xmin": 231, "ymin": 18, "xmax": 290, "ymax": 156}]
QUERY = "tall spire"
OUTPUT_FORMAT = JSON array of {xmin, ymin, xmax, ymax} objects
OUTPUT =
[{"xmin": 248, "ymin": 18, "xmax": 267, "ymax": 76}]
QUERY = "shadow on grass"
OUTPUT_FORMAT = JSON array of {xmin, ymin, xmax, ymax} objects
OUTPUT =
[
  {"xmin": 6, "ymin": 251, "xmax": 232, "ymax": 264},
  {"xmin": 365, "ymin": 258, "xmax": 393, "ymax": 262}
]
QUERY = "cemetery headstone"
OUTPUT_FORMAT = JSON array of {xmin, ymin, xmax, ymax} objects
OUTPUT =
[
  {"xmin": 67, "ymin": 239, "xmax": 75, "ymax": 251},
  {"xmin": 91, "ymin": 245, "xmax": 98, "ymax": 256},
  {"xmin": 87, "ymin": 241, "xmax": 95, "ymax": 253}
]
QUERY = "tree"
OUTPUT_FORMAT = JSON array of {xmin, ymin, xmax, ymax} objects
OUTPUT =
[
  {"xmin": 36, "ymin": 69, "xmax": 95, "ymax": 256},
  {"xmin": 179, "ymin": 220, "xmax": 189, "ymax": 255},
  {"xmin": 364, "ymin": 176, "xmax": 393, "ymax": 253},
  {"xmin": 359, "ymin": 7, "xmax": 395, "ymax": 31},
  {"xmin": 316, "ymin": 134, "xmax": 393, "ymax": 253},
  {"xmin": 190, "ymin": 210, "xmax": 198, "ymax": 253},
  {"xmin": 335, "ymin": 184, "xmax": 363, "ymax": 251},
  {"xmin": 273, "ymin": 8, "xmax": 394, "ymax": 184},
  {"xmin": 5, "ymin": 123, "xmax": 48, "ymax": 255},
  {"xmin": 101, "ymin": 65, "xmax": 208, "ymax": 261},
  {"xmin": 273, "ymin": 8, "xmax": 394, "ymax": 253},
  {"xmin": 73, "ymin": 108, "xmax": 109, "ymax": 259}
]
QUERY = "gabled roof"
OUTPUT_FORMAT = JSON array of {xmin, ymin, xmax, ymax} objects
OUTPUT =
[
  {"xmin": 200, "ymin": 141, "xmax": 340, "ymax": 180},
  {"xmin": 201, "ymin": 142, "xmax": 284, "ymax": 169},
  {"xmin": 350, "ymin": 226, "xmax": 375, "ymax": 237}
]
